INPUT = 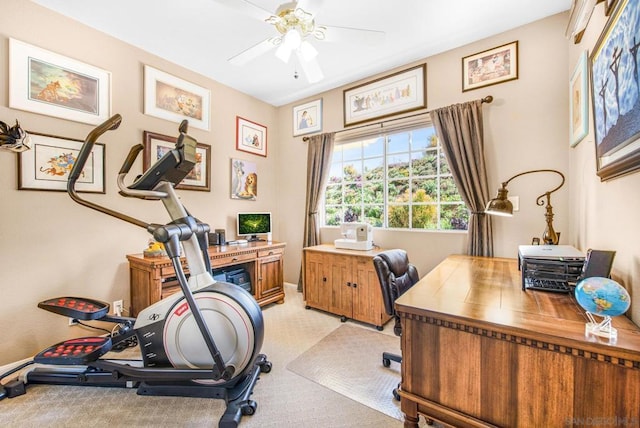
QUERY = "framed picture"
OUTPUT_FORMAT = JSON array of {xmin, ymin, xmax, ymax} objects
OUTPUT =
[
  {"xmin": 143, "ymin": 131, "xmax": 211, "ymax": 191},
  {"xmin": 18, "ymin": 132, "xmax": 105, "ymax": 193},
  {"xmin": 589, "ymin": 0, "xmax": 640, "ymax": 181},
  {"xmin": 343, "ymin": 64, "xmax": 426, "ymax": 127},
  {"xmin": 605, "ymin": 0, "xmax": 618, "ymax": 15},
  {"xmin": 569, "ymin": 51, "xmax": 589, "ymax": 147},
  {"xmin": 236, "ymin": 117, "xmax": 267, "ymax": 157},
  {"xmin": 231, "ymin": 158, "xmax": 258, "ymax": 200},
  {"xmin": 143, "ymin": 65, "xmax": 210, "ymax": 131},
  {"xmin": 462, "ymin": 41, "xmax": 518, "ymax": 92},
  {"xmin": 9, "ymin": 38, "xmax": 111, "ymax": 125},
  {"xmin": 293, "ymin": 99, "xmax": 322, "ymax": 136}
]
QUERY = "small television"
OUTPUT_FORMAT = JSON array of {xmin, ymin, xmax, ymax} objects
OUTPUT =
[{"xmin": 237, "ymin": 212, "xmax": 272, "ymax": 241}]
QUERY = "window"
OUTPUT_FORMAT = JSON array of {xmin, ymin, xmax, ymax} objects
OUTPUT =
[{"xmin": 323, "ymin": 125, "xmax": 469, "ymax": 231}]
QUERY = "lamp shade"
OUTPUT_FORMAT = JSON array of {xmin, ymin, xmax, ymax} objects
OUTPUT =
[{"xmin": 485, "ymin": 186, "xmax": 513, "ymax": 216}]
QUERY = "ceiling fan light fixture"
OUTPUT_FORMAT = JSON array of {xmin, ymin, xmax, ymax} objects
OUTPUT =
[
  {"xmin": 275, "ymin": 43, "xmax": 293, "ymax": 63},
  {"xmin": 282, "ymin": 28, "xmax": 302, "ymax": 50},
  {"xmin": 298, "ymin": 40, "xmax": 318, "ymax": 61}
]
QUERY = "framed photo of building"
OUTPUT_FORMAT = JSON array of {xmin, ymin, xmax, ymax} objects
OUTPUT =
[
  {"xmin": 570, "ymin": 51, "xmax": 589, "ymax": 147},
  {"xmin": 144, "ymin": 65, "xmax": 210, "ymax": 131},
  {"xmin": 589, "ymin": 0, "xmax": 640, "ymax": 180},
  {"xmin": 18, "ymin": 132, "xmax": 105, "ymax": 193},
  {"xmin": 293, "ymin": 99, "xmax": 322, "ymax": 136},
  {"xmin": 9, "ymin": 38, "xmax": 111, "ymax": 125},
  {"xmin": 343, "ymin": 64, "xmax": 426, "ymax": 127},
  {"xmin": 143, "ymin": 131, "xmax": 211, "ymax": 191},
  {"xmin": 462, "ymin": 41, "xmax": 518, "ymax": 92}
]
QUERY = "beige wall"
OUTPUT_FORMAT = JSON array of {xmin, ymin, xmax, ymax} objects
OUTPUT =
[
  {"xmin": 1, "ymin": 1, "xmax": 638, "ymax": 366},
  {"xmin": 0, "ymin": 0, "xmax": 279, "ymax": 364},
  {"xmin": 567, "ymin": 3, "xmax": 640, "ymax": 322},
  {"xmin": 279, "ymin": 12, "xmax": 572, "ymax": 282}
]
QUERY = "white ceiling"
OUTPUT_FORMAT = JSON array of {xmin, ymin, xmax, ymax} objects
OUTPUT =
[{"xmin": 31, "ymin": 0, "xmax": 571, "ymax": 107}]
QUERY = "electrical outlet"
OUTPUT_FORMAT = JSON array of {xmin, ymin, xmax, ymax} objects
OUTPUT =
[
  {"xmin": 68, "ymin": 318, "xmax": 78, "ymax": 326},
  {"xmin": 113, "ymin": 300, "xmax": 124, "ymax": 316}
]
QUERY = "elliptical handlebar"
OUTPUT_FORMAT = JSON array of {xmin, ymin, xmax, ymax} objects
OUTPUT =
[
  {"xmin": 68, "ymin": 114, "xmax": 122, "ymax": 185},
  {"xmin": 66, "ymin": 114, "xmax": 148, "ymax": 229}
]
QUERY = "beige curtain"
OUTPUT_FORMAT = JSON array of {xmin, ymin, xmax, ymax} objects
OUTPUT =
[
  {"xmin": 430, "ymin": 100, "xmax": 493, "ymax": 257},
  {"xmin": 298, "ymin": 132, "xmax": 335, "ymax": 291}
]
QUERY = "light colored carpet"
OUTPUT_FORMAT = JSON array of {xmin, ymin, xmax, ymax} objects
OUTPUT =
[
  {"xmin": 287, "ymin": 324, "xmax": 403, "ymax": 421},
  {"xmin": 1, "ymin": 284, "xmax": 425, "ymax": 428}
]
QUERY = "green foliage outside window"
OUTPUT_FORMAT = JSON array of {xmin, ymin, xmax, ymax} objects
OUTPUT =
[{"xmin": 323, "ymin": 127, "xmax": 468, "ymax": 231}]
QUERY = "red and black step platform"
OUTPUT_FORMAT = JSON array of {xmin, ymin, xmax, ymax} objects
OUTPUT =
[
  {"xmin": 34, "ymin": 337, "xmax": 113, "ymax": 365},
  {"xmin": 38, "ymin": 297, "xmax": 109, "ymax": 320}
]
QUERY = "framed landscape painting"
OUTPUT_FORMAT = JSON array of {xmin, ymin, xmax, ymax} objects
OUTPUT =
[
  {"xmin": 18, "ymin": 132, "xmax": 105, "ymax": 193},
  {"xmin": 9, "ymin": 38, "xmax": 111, "ymax": 125},
  {"xmin": 144, "ymin": 65, "xmax": 210, "ymax": 131},
  {"xmin": 143, "ymin": 131, "xmax": 211, "ymax": 191},
  {"xmin": 589, "ymin": 0, "xmax": 640, "ymax": 180}
]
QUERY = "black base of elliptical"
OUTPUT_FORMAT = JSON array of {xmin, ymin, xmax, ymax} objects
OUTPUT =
[
  {"xmin": 24, "ymin": 354, "xmax": 272, "ymax": 428},
  {"xmin": 138, "ymin": 354, "xmax": 271, "ymax": 428}
]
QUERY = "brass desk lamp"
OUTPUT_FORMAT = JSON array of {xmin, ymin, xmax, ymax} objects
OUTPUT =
[{"xmin": 485, "ymin": 169, "xmax": 565, "ymax": 245}]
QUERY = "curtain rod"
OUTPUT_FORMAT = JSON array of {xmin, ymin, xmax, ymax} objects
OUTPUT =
[{"xmin": 302, "ymin": 95, "xmax": 493, "ymax": 141}]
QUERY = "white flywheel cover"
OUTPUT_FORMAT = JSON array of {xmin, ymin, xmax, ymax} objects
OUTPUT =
[{"xmin": 163, "ymin": 291, "xmax": 255, "ymax": 382}]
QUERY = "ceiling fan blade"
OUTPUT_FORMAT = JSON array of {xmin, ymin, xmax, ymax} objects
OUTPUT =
[
  {"xmin": 322, "ymin": 25, "xmax": 386, "ymax": 45},
  {"xmin": 214, "ymin": 0, "xmax": 273, "ymax": 21},
  {"xmin": 296, "ymin": 52, "xmax": 324, "ymax": 83},
  {"xmin": 229, "ymin": 37, "xmax": 279, "ymax": 66},
  {"xmin": 296, "ymin": 0, "xmax": 324, "ymax": 16}
]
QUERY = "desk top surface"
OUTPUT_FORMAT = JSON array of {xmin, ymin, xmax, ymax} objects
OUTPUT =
[{"xmin": 395, "ymin": 254, "xmax": 640, "ymax": 357}]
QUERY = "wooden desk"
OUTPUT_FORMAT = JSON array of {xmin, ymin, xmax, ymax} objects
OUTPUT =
[
  {"xmin": 127, "ymin": 241, "xmax": 285, "ymax": 316},
  {"xmin": 395, "ymin": 255, "xmax": 640, "ymax": 428}
]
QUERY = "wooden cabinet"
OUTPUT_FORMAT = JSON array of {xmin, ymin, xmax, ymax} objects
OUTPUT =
[
  {"xmin": 127, "ymin": 241, "xmax": 286, "ymax": 316},
  {"xmin": 302, "ymin": 245, "xmax": 391, "ymax": 329}
]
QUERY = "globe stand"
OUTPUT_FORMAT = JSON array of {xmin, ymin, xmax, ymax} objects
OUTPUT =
[{"xmin": 584, "ymin": 311, "xmax": 617, "ymax": 342}]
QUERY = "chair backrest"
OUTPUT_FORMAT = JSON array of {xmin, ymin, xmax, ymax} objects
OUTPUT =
[
  {"xmin": 579, "ymin": 249, "xmax": 616, "ymax": 280},
  {"xmin": 372, "ymin": 249, "xmax": 420, "ymax": 319}
]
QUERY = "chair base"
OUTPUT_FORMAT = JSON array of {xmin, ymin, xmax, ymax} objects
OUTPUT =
[
  {"xmin": 382, "ymin": 351, "xmax": 402, "ymax": 401},
  {"xmin": 382, "ymin": 351, "xmax": 401, "ymax": 367}
]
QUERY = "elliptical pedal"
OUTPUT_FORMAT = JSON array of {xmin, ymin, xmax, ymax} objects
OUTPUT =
[
  {"xmin": 38, "ymin": 297, "xmax": 109, "ymax": 320},
  {"xmin": 34, "ymin": 337, "xmax": 112, "ymax": 365}
]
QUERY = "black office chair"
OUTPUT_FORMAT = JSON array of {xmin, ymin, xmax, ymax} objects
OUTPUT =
[{"xmin": 372, "ymin": 249, "xmax": 420, "ymax": 401}]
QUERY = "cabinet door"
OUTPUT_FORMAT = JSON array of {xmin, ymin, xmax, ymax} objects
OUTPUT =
[
  {"xmin": 256, "ymin": 254, "xmax": 283, "ymax": 301},
  {"xmin": 351, "ymin": 256, "xmax": 386, "ymax": 327},
  {"xmin": 304, "ymin": 251, "xmax": 331, "ymax": 311},
  {"xmin": 327, "ymin": 254, "xmax": 352, "ymax": 318}
]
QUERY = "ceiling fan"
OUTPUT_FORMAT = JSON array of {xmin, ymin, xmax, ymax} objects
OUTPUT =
[{"xmin": 215, "ymin": 0, "xmax": 385, "ymax": 83}]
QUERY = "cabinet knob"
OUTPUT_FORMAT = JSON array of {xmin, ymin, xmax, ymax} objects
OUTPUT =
[
  {"xmin": 323, "ymin": 277, "xmax": 327, "ymax": 282},
  {"xmin": 346, "ymin": 282, "xmax": 351, "ymax": 287},
  {"xmin": 353, "ymin": 283, "xmax": 357, "ymax": 288}
]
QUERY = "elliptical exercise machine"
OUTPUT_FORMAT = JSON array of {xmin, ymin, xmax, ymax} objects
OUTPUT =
[{"xmin": 2, "ymin": 115, "xmax": 271, "ymax": 427}]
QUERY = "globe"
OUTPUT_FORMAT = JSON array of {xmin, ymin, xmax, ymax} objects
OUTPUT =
[{"xmin": 574, "ymin": 277, "xmax": 630, "ymax": 317}]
